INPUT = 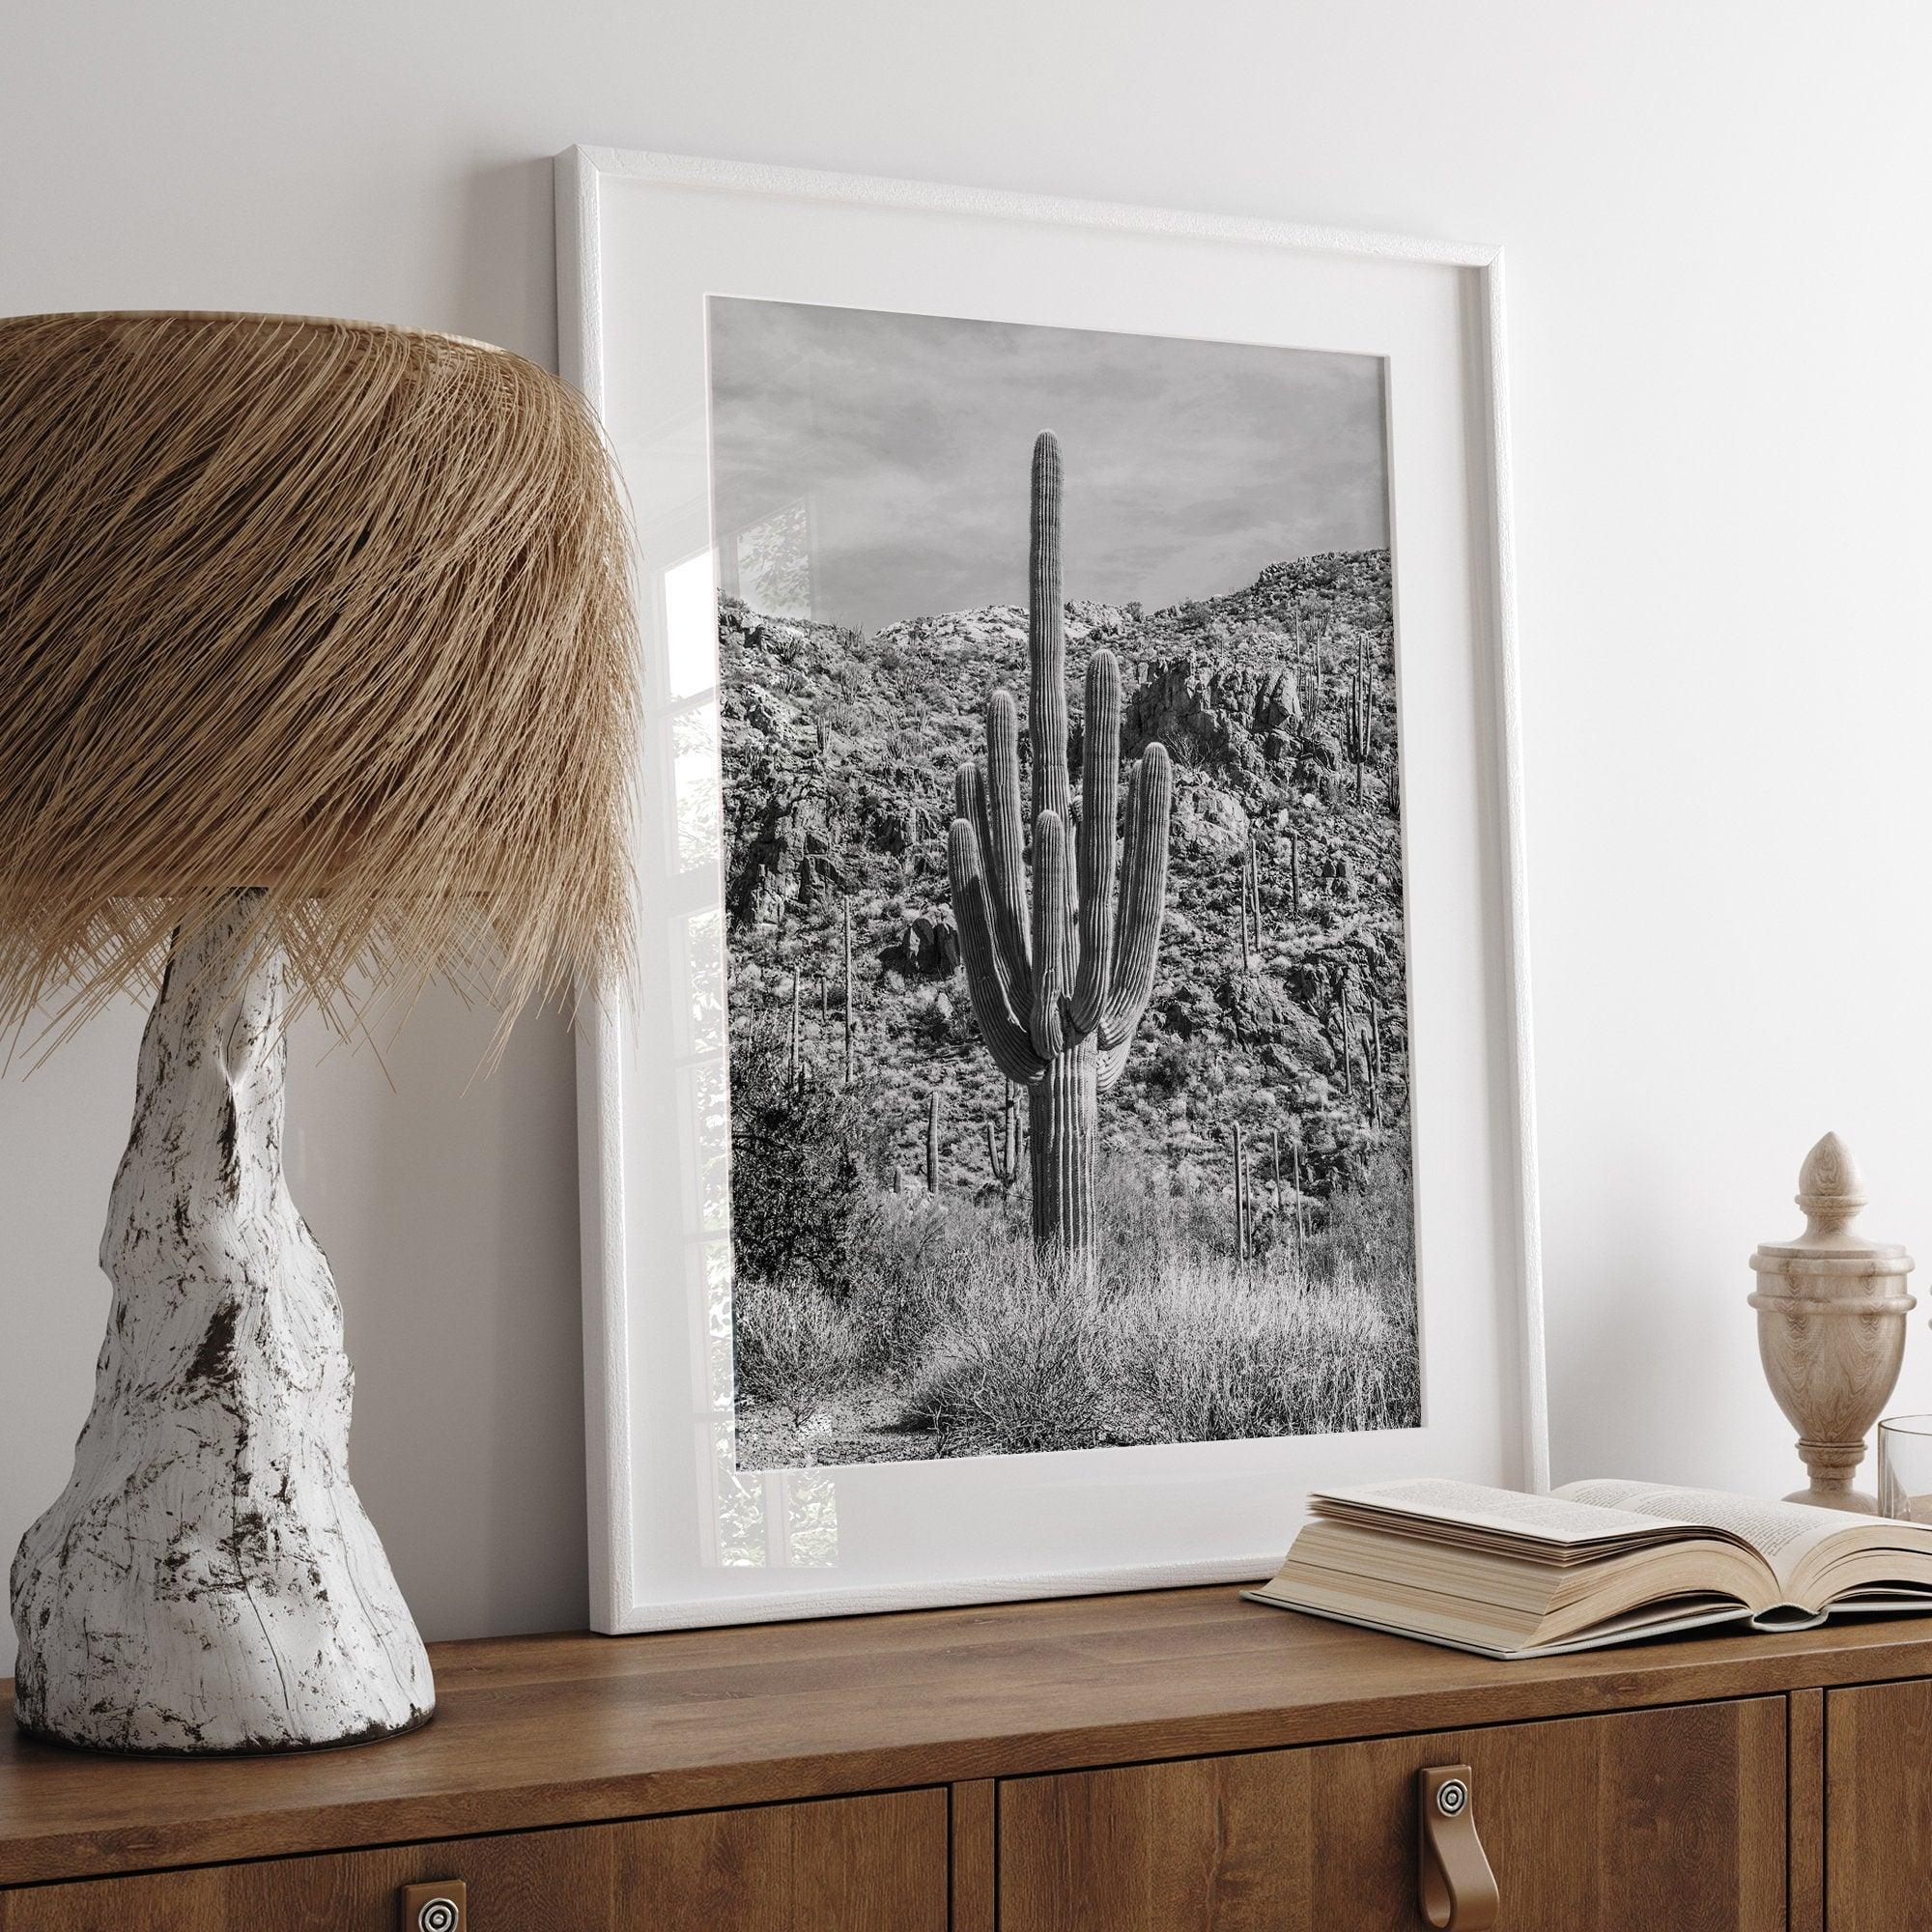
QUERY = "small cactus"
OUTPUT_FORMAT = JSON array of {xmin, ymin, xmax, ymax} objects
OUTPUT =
[
  {"xmin": 983, "ymin": 1081, "xmax": 1022, "ymax": 1193},
  {"xmin": 1238, "ymin": 848, "xmax": 1253, "ymax": 973},
  {"xmin": 1233, "ymin": 1121, "xmax": 1250, "ymax": 1264},
  {"xmin": 925, "ymin": 1088, "xmax": 942, "ymax": 1193},
  {"xmin": 1346, "ymin": 634, "xmax": 1374, "ymax": 807},
  {"xmin": 789, "ymin": 964, "xmax": 802, "ymax": 1092},
  {"xmin": 1237, "ymin": 830, "xmax": 1263, "ymax": 971},
  {"xmin": 1367, "ymin": 998, "xmax": 1385, "ymax": 1130},
  {"xmin": 842, "ymin": 898, "xmax": 855, "ymax": 1088},
  {"xmin": 1338, "ymin": 975, "xmax": 1355, "ymax": 1099},
  {"xmin": 1249, "ymin": 833, "xmax": 1264, "ymax": 954}
]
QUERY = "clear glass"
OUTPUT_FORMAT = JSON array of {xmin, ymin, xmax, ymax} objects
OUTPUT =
[{"xmin": 1877, "ymin": 1415, "xmax": 1932, "ymax": 1520}]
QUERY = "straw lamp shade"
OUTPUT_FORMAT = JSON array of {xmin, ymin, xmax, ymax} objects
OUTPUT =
[
  {"xmin": 0, "ymin": 310, "xmax": 638, "ymax": 1039},
  {"xmin": 0, "ymin": 312, "xmax": 640, "ymax": 1753}
]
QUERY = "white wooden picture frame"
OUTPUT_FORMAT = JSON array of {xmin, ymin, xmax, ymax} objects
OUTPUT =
[{"xmin": 556, "ymin": 145, "xmax": 1547, "ymax": 1634}]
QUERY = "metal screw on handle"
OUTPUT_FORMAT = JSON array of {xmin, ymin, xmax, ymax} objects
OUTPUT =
[
  {"xmin": 399, "ymin": 1881, "xmax": 466, "ymax": 1932},
  {"xmin": 1417, "ymin": 1765, "xmax": 1499, "ymax": 1931}
]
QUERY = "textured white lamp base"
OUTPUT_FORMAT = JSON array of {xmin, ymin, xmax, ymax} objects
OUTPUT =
[{"xmin": 10, "ymin": 895, "xmax": 433, "ymax": 1753}]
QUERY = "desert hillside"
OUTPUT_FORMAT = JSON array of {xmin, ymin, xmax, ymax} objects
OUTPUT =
[{"xmin": 720, "ymin": 547, "xmax": 1406, "ymax": 1218}]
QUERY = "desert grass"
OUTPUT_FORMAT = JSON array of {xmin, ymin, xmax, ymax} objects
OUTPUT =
[{"xmin": 732, "ymin": 1148, "xmax": 1419, "ymax": 1463}]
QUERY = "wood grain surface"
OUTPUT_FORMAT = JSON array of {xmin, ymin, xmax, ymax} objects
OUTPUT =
[
  {"xmin": 1827, "ymin": 1676, "xmax": 1932, "ymax": 1930},
  {"xmin": 949, "ymin": 1780, "xmax": 995, "ymax": 1932},
  {"xmin": 1001, "ymin": 1697, "xmax": 1787, "ymax": 1931},
  {"xmin": 4, "ymin": 1586, "xmax": 1932, "ymax": 1889},
  {"xmin": 0, "ymin": 1788, "xmax": 945, "ymax": 1931},
  {"xmin": 1788, "ymin": 1688, "xmax": 1824, "ymax": 1932}
]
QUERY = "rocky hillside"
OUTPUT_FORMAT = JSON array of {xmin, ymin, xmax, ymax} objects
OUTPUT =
[{"xmin": 719, "ymin": 548, "xmax": 1407, "ymax": 1229}]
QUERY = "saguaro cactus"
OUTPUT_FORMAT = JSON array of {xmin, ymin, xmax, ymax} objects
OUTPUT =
[
  {"xmin": 1367, "ymin": 997, "xmax": 1385, "ymax": 1131},
  {"xmin": 789, "ymin": 964, "xmax": 803, "ymax": 1092},
  {"xmin": 1234, "ymin": 1122, "xmax": 1250, "ymax": 1263},
  {"xmin": 983, "ymin": 1081, "xmax": 1022, "ymax": 1193},
  {"xmin": 1244, "ymin": 830, "xmax": 1264, "ymax": 963},
  {"xmin": 1346, "ymin": 635, "xmax": 1374, "ymax": 806},
  {"xmin": 948, "ymin": 433, "xmax": 1173, "ymax": 1257},
  {"xmin": 842, "ymin": 898, "xmax": 855, "ymax": 1088},
  {"xmin": 1338, "ymin": 974, "xmax": 1355, "ymax": 1099}
]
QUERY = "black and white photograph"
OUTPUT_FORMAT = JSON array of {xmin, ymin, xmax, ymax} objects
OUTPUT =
[{"xmin": 712, "ymin": 297, "xmax": 1420, "ymax": 1470}]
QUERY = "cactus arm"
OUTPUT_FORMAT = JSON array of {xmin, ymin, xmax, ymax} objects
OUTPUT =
[
  {"xmin": 1095, "ymin": 1030, "xmax": 1136, "ymax": 1094},
  {"xmin": 953, "ymin": 758, "xmax": 1029, "ymax": 1027},
  {"xmin": 948, "ymin": 817, "xmax": 1046, "ymax": 1085},
  {"xmin": 1028, "ymin": 433, "xmax": 1071, "ymax": 835},
  {"xmin": 1097, "ymin": 743, "xmax": 1173, "ymax": 1050},
  {"xmin": 1028, "ymin": 809, "xmax": 1070, "ymax": 1059},
  {"xmin": 977, "ymin": 689, "xmax": 1034, "ymax": 1008},
  {"xmin": 1066, "ymin": 649, "xmax": 1121, "ymax": 1037}
]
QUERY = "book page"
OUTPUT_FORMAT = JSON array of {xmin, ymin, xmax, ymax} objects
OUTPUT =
[
  {"xmin": 1314, "ymin": 1478, "xmax": 1685, "ymax": 1547},
  {"xmin": 1554, "ymin": 1480, "xmax": 1851, "ymax": 1580}
]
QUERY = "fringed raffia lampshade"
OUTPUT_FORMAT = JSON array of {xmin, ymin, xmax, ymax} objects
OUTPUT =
[
  {"xmin": 0, "ymin": 311, "xmax": 640, "ymax": 1758},
  {"xmin": 0, "ymin": 310, "xmax": 638, "ymax": 1039}
]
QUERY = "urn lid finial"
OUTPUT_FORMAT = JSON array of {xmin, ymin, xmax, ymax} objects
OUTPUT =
[
  {"xmin": 1796, "ymin": 1130, "xmax": 1866, "ymax": 1228},
  {"xmin": 1751, "ymin": 1130, "xmax": 1911, "ymax": 1270}
]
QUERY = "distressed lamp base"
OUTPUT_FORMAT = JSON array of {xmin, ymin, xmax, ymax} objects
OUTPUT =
[{"xmin": 9, "ymin": 895, "xmax": 434, "ymax": 1754}]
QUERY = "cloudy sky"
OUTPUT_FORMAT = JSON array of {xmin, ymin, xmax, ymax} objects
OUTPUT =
[{"xmin": 707, "ymin": 297, "xmax": 1389, "ymax": 635}]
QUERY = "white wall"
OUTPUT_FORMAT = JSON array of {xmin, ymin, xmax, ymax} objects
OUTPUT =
[{"xmin": 6, "ymin": 0, "xmax": 1932, "ymax": 1675}]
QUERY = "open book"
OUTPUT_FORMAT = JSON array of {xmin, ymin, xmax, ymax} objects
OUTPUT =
[{"xmin": 1244, "ymin": 1477, "xmax": 1932, "ymax": 1659}]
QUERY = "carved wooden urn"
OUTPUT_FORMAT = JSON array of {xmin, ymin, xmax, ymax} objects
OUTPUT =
[{"xmin": 1749, "ymin": 1133, "xmax": 1915, "ymax": 1513}]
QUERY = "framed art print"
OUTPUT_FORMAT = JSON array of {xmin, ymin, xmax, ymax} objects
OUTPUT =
[{"xmin": 556, "ymin": 147, "xmax": 1547, "ymax": 1633}]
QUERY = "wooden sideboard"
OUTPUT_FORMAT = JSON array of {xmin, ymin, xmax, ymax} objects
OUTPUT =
[{"xmin": 4, "ymin": 1586, "xmax": 1932, "ymax": 1929}]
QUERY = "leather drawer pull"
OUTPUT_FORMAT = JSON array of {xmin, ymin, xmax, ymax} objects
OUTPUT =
[{"xmin": 1417, "ymin": 1765, "xmax": 1499, "ymax": 1930}]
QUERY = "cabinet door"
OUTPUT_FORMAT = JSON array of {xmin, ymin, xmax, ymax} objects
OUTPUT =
[
  {"xmin": 0, "ymin": 1787, "xmax": 947, "ymax": 1932},
  {"xmin": 1827, "ymin": 1678, "xmax": 1932, "ymax": 1931},
  {"xmin": 1001, "ymin": 1697, "xmax": 1785, "ymax": 1932}
]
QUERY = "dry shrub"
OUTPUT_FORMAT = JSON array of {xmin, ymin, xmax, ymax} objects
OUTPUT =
[
  {"xmin": 732, "ymin": 1279, "xmax": 854, "ymax": 1429},
  {"xmin": 903, "ymin": 1245, "xmax": 1112, "ymax": 1456}
]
